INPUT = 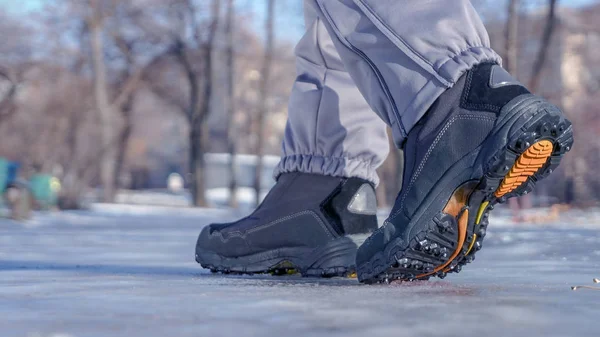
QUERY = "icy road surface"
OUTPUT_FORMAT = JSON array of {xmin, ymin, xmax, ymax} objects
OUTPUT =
[{"xmin": 2, "ymin": 205, "xmax": 600, "ymax": 337}]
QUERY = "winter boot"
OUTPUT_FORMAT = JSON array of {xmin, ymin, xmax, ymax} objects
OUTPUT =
[
  {"xmin": 356, "ymin": 63, "xmax": 574, "ymax": 283},
  {"xmin": 196, "ymin": 172, "xmax": 379, "ymax": 277}
]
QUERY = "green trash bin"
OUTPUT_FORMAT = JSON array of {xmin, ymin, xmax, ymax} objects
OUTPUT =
[{"xmin": 29, "ymin": 174, "xmax": 60, "ymax": 210}]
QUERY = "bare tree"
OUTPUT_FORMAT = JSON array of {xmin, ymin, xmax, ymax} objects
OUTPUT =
[
  {"xmin": 529, "ymin": 0, "xmax": 559, "ymax": 93},
  {"xmin": 225, "ymin": 0, "xmax": 238, "ymax": 207},
  {"xmin": 88, "ymin": 0, "xmax": 119, "ymax": 202},
  {"xmin": 196, "ymin": 0, "xmax": 220, "ymax": 206},
  {"xmin": 254, "ymin": 0, "xmax": 275, "ymax": 206},
  {"xmin": 505, "ymin": 0, "xmax": 520, "ymax": 74},
  {"xmin": 107, "ymin": 1, "xmax": 151, "ymax": 191},
  {"xmin": 87, "ymin": 0, "xmax": 154, "ymax": 201},
  {"xmin": 161, "ymin": 0, "xmax": 221, "ymax": 207}
]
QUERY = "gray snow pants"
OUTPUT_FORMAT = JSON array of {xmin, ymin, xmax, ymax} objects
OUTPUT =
[{"xmin": 274, "ymin": 0, "xmax": 501, "ymax": 186}]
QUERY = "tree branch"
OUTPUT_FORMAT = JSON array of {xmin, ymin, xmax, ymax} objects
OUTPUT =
[
  {"xmin": 198, "ymin": 0, "xmax": 220, "ymax": 124},
  {"xmin": 172, "ymin": 38, "xmax": 199, "ymax": 124},
  {"xmin": 529, "ymin": 0, "xmax": 559, "ymax": 93}
]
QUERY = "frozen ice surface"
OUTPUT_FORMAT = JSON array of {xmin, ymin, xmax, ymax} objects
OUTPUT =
[{"xmin": 2, "ymin": 204, "xmax": 600, "ymax": 337}]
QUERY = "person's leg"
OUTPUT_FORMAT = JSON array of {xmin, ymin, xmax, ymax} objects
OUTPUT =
[
  {"xmin": 306, "ymin": 0, "xmax": 501, "ymax": 144},
  {"xmin": 195, "ymin": 1, "xmax": 388, "ymax": 277},
  {"xmin": 274, "ymin": 1, "xmax": 389, "ymax": 185},
  {"xmin": 305, "ymin": 0, "xmax": 573, "ymax": 283}
]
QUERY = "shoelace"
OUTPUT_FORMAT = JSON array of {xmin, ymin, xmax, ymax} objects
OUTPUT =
[{"xmin": 571, "ymin": 278, "xmax": 600, "ymax": 291}]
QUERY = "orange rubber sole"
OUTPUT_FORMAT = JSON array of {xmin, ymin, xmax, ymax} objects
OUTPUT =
[{"xmin": 494, "ymin": 140, "xmax": 554, "ymax": 198}]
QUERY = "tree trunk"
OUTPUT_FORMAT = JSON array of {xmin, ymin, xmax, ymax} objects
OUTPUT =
[
  {"xmin": 254, "ymin": 0, "xmax": 275, "ymax": 207},
  {"xmin": 174, "ymin": 42, "xmax": 204, "ymax": 206},
  {"xmin": 194, "ymin": 0, "xmax": 220, "ymax": 207},
  {"xmin": 182, "ymin": 51, "xmax": 202, "ymax": 206},
  {"xmin": 89, "ymin": 2, "xmax": 117, "ymax": 203},
  {"xmin": 189, "ymin": 121, "xmax": 207, "ymax": 206},
  {"xmin": 181, "ymin": 0, "xmax": 220, "ymax": 207},
  {"xmin": 114, "ymin": 99, "xmax": 133, "ymax": 189},
  {"xmin": 529, "ymin": 0, "xmax": 558, "ymax": 93},
  {"xmin": 60, "ymin": 107, "xmax": 84, "ymax": 210},
  {"xmin": 225, "ymin": 0, "xmax": 238, "ymax": 208},
  {"xmin": 504, "ymin": 0, "xmax": 519, "ymax": 75},
  {"xmin": 110, "ymin": 29, "xmax": 140, "ymax": 192}
]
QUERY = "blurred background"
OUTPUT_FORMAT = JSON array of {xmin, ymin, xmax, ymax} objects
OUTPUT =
[{"xmin": 0, "ymin": 0, "xmax": 598, "ymax": 219}]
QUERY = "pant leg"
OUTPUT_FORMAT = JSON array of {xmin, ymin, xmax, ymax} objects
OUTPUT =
[
  {"xmin": 274, "ymin": 1, "xmax": 389, "ymax": 186},
  {"xmin": 307, "ymin": 0, "xmax": 502, "ymax": 145}
]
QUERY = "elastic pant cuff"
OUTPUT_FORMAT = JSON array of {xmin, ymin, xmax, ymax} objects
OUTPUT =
[
  {"xmin": 274, "ymin": 154, "xmax": 380, "ymax": 186},
  {"xmin": 437, "ymin": 46, "xmax": 502, "ymax": 85}
]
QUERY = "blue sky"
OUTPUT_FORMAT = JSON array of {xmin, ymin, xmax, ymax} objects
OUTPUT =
[
  {"xmin": 2, "ymin": 0, "xmax": 45, "ymax": 14},
  {"xmin": 1, "ymin": 0, "xmax": 598, "ymax": 43},
  {"xmin": 0, "ymin": 0, "xmax": 306, "ymax": 41}
]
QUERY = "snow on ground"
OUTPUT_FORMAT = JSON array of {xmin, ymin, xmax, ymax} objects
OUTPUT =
[
  {"xmin": 114, "ymin": 188, "xmax": 269, "ymax": 209},
  {"xmin": 1, "ymin": 204, "xmax": 600, "ymax": 337}
]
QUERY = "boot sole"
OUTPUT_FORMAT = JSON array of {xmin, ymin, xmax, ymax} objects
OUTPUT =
[
  {"xmin": 358, "ymin": 96, "xmax": 574, "ymax": 283},
  {"xmin": 196, "ymin": 234, "xmax": 368, "ymax": 278}
]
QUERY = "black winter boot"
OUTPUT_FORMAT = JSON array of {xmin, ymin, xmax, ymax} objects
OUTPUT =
[
  {"xmin": 196, "ymin": 172, "xmax": 379, "ymax": 277},
  {"xmin": 357, "ymin": 63, "xmax": 574, "ymax": 283}
]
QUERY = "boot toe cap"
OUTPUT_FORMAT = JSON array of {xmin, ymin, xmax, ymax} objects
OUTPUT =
[{"xmin": 195, "ymin": 222, "xmax": 251, "ymax": 258}]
